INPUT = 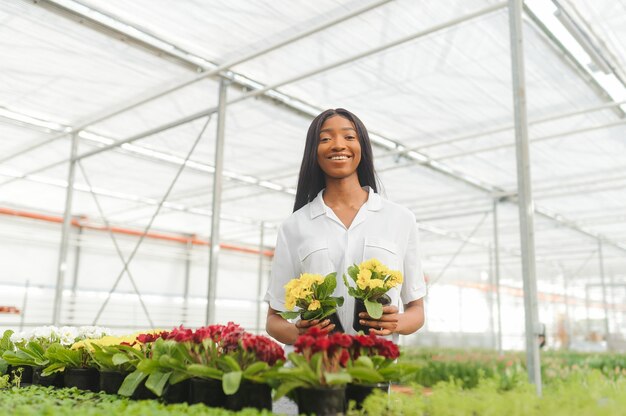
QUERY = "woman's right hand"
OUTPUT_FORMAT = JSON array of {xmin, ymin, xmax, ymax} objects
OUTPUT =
[{"xmin": 295, "ymin": 318, "xmax": 334, "ymax": 335}]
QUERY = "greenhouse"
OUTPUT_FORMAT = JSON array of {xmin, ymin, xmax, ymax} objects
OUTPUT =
[{"xmin": 0, "ymin": 0, "xmax": 625, "ymax": 414}]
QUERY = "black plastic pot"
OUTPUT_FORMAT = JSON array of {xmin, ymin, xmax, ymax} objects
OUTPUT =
[
  {"xmin": 131, "ymin": 380, "xmax": 158, "ymax": 400},
  {"xmin": 225, "ymin": 381, "xmax": 272, "ymax": 411},
  {"xmin": 32, "ymin": 366, "xmax": 63, "ymax": 388},
  {"xmin": 99, "ymin": 370, "xmax": 126, "ymax": 394},
  {"xmin": 64, "ymin": 367, "xmax": 99, "ymax": 392},
  {"xmin": 327, "ymin": 312, "xmax": 345, "ymax": 333},
  {"xmin": 189, "ymin": 377, "xmax": 225, "ymax": 407},
  {"xmin": 346, "ymin": 382, "xmax": 389, "ymax": 409},
  {"xmin": 7, "ymin": 365, "xmax": 33, "ymax": 385},
  {"xmin": 296, "ymin": 386, "xmax": 346, "ymax": 416},
  {"xmin": 163, "ymin": 379, "xmax": 190, "ymax": 404},
  {"xmin": 352, "ymin": 295, "xmax": 391, "ymax": 333}
]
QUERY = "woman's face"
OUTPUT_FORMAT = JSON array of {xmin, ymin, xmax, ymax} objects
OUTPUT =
[{"xmin": 316, "ymin": 115, "xmax": 362, "ymax": 180}]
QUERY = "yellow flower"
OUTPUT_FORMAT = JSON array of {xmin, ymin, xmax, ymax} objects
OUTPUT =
[
  {"xmin": 359, "ymin": 258, "xmax": 382, "ymax": 272},
  {"xmin": 284, "ymin": 273, "xmax": 324, "ymax": 310},
  {"xmin": 308, "ymin": 300, "xmax": 321, "ymax": 311},
  {"xmin": 387, "ymin": 270, "xmax": 403, "ymax": 288},
  {"xmin": 368, "ymin": 278, "xmax": 384, "ymax": 289},
  {"xmin": 356, "ymin": 268, "xmax": 372, "ymax": 290},
  {"xmin": 71, "ymin": 335, "xmax": 141, "ymax": 351}
]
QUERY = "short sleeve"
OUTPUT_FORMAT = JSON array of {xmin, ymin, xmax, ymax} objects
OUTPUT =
[
  {"xmin": 400, "ymin": 217, "xmax": 427, "ymax": 304},
  {"xmin": 264, "ymin": 224, "xmax": 297, "ymax": 312}
]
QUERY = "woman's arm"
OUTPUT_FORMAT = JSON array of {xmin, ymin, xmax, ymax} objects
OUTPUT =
[
  {"xmin": 357, "ymin": 298, "xmax": 425, "ymax": 336},
  {"xmin": 266, "ymin": 306, "xmax": 334, "ymax": 345}
]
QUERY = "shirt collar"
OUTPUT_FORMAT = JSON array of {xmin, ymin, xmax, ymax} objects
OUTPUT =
[{"xmin": 309, "ymin": 186, "xmax": 381, "ymax": 219}]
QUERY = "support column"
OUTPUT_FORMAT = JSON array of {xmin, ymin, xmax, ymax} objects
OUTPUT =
[
  {"xmin": 492, "ymin": 199, "xmax": 503, "ymax": 354},
  {"xmin": 68, "ymin": 224, "xmax": 83, "ymax": 324},
  {"xmin": 256, "ymin": 221, "xmax": 265, "ymax": 334},
  {"xmin": 508, "ymin": 0, "xmax": 542, "ymax": 394},
  {"xmin": 487, "ymin": 245, "xmax": 496, "ymax": 350},
  {"xmin": 598, "ymin": 240, "xmax": 610, "ymax": 349},
  {"xmin": 52, "ymin": 133, "xmax": 79, "ymax": 325},
  {"xmin": 182, "ymin": 235, "xmax": 193, "ymax": 324},
  {"xmin": 561, "ymin": 266, "xmax": 571, "ymax": 349},
  {"xmin": 206, "ymin": 80, "xmax": 228, "ymax": 325}
]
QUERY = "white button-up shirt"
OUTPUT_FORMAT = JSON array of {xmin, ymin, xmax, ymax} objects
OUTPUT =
[{"xmin": 265, "ymin": 186, "xmax": 427, "ymax": 338}]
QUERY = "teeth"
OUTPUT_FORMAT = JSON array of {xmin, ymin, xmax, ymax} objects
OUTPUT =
[{"xmin": 330, "ymin": 156, "xmax": 349, "ymax": 160}]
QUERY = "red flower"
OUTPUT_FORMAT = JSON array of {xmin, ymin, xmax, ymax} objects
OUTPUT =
[
  {"xmin": 294, "ymin": 335, "xmax": 315, "ymax": 353},
  {"xmin": 354, "ymin": 334, "xmax": 376, "ymax": 347},
  {"xmin": 339, "ymin": 349, "xmax": 350, "ymax": 367},
  {"xmin": 329, "ymin": 332, "xmax": 352, "ymax": 348}
]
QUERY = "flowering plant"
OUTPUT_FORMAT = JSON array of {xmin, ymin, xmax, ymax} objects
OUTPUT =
[
  {"xmin": 2, "ymin": 326, "xmax": 110, "ymax": 371},
  {"xmin": 278, "ymin": 272, "xmax": 344, "ymax": 321},
  {"xmin": 346, "ymin": 333, "xmax": 407, "ymax": 384},
  {"xmin": 274, "ymin": 327, "xmax": 352, "ymax": 400},
  {"xmin": 343, "ymin": 258, "xmax": 402, "ymax": 319},
  {"xmin": 218, "ymin": 329, "xmax": 285, "ymax": 395}
]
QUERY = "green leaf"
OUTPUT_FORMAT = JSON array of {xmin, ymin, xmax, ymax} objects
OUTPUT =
[
  {"xmin": 354, "ymin": 356, "xmax": 374, "ymax": 369},
  {"xmin": 243, "ymin": 361, "xmax": 268, "ymax": 377},
  {"xmin": 324, "ymin": 371, "xmax": 352, "ymax": 385},
  {"xmin": 186, "ymin": 364, "xmax": 222, "ymax": 380},
  {"xmin": 118, "ymin": 370, "xmax": 148, "ymax": 397},
  {"xmin": 222, "ymin": 371, "xmax": 242, "ymax": 395},
  {"xmin": 111, "ymin": 353, "xmax": 130, "ymax": 366},
  {"xmin": 348, "ymin": 265, "xmax": 359, "ymax": 280},
  {"xmin": 145, "ymin": 371, "xmax": 172, "ymax": 397},
  {"xmin": 364, "ymin": 298, "xmax": 383, "ymax": 319},
  {"xmin": 348, "ymin": 367, "xmax": 384, "ymax": 383},
  {"xmin": 42, "ymin": 362, "xmax": 66, "ymax": 376},
  {"xmin": 273, "ymin": 380, "xmax": 307, "ymax": 401},
  {"xmin": 0, "ymin": 330, "xmax": 14, "ymax": 353},
  {"xmin": 278, "ymin": 311, "xmax": 300, "ymax": 320},
  {"xmin": 220, "ymin": 355, "xmax": 241, "ymax": 372},
  {"xmin": 332, "ymin": 296, "xmax": 344, "ymax": 307}
]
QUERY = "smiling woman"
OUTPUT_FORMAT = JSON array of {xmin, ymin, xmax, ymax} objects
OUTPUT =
[{"xmin": 264, "ymin": 109, "xmax": 426, "ymax": 345}]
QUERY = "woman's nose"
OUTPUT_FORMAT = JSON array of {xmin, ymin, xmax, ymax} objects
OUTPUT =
[{"xmin": 331, "ymin": 137, "xmax": 347, "ymax": 150}]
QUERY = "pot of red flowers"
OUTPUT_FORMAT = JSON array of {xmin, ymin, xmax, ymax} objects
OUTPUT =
[
  {"xmin": 279, "ymin": 272, "xmax": 345, "ymax": 333},
  {"xmin": 275, "ymin": 327, "xmax": 353, "ymax": 416},
  {"xmin": 117, "ymin": 331, "xmax": 170, "ymax": 400},
  {"xmin": 345, "ymin": 333, "xmax": 404, "ymax": 409},
  {"xmin": 343, "ymin": 258, "xmax": 402, "ymax": 333},
  {"xmin": 218, "ymin": 327, "xmax": 285, "ymax": 411}
]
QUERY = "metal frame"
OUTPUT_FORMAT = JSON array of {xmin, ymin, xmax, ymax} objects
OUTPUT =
[
  {"xmin": 0, "ymin": 0, "xmax": 622, "ymax": 374},
  {"xmin": 508, "ymin": 0, "xmax": 542, "ymax": 394},
  {"xmin": 206, "ymin": 80, "xmax": 228, "ymax": 325}
]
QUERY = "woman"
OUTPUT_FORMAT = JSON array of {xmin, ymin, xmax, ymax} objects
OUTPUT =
[{"xmin": 264, "ymin": 108, "xmax": 426, "ymax": 345}]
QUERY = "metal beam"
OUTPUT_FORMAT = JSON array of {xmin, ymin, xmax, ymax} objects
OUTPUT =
[
  {"xmin": 508, "ymin": 0, "xmax": 542, "ymax": 394},
  {"xmin": 492, "ymin": 199, "xmax": 503, "ymax": 354},
  {"xmin": 206, "ymin": 80, "xmax": 228, "ymax": 325},
  {"xmin": 598, "ymin": 240, "xmax": 611, "ymax": 348},
  {"xmin": 12, "ymin": 0, "xmax": 626, "ymax": 262},
  {"xmin": 13, "ymin": 0, "xmax": 392, "ymax": 164},
  {"xmin": 52, "ymin": 133, "xmax": 79, "ymax": 325},
  {"xmin": 256, "ymin": 221, "xmax": 265, "ymax": 334},
  {"xmin": 380, "ymin": 99, "xmax": 626, "ymax": 155},
  {"xmin": 437, "ymin": 119, "xmax": 626, "ymax": 160}
]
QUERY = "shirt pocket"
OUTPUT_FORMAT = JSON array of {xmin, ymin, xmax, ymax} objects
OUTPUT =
[
  {"xmin": 362, "ymin": 237, "xmax": 401, "ymax": 270},
  {"xmin": 297, "ymin": 239, "xmax": 334, "ymax": 275}
]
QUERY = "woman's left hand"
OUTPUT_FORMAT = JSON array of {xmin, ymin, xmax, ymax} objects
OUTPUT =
[{"xmin": 358, "ymin": 305, "xmax": 400, "ymax": 336}]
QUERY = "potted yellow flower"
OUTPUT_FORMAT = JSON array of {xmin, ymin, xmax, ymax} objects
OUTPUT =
[
  {"xmin": 279, "ymin": 272, "xmax": 345, "ymax": 332},
  {"xmin": 343, "ymin": 258, "xmax": 403, "ymax": 333}
]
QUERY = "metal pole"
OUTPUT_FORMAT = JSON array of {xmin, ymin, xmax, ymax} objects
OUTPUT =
[
  {"xmin": 598, "ymin": 240, "xmax": 611, "ymax": 349},
  {"xmin": 488, "ymin": 245, "xmax": 497, "ymax": 350},
  {"xmin": 182, "ymin": 236, "xmax": 193, "ymax": 325},
  {"xmin": 206, "ymin": 80, "xmax": 228, "ymax": 325},
  {"xmin": 492, "ymin": 199, "xmax": 504, "ymax": 354},
  {"xmin": 19, "ymin": 280, "xmax": 30, "ymax": 332},
  {"xmin": 52, "ymin": 133, "xmax": 79, "ymax": 325},
  {"xmin": 256, "ymin": 221, "xmax": 265, "ymax": 334},
  {"xmin": 561, "ymin": 266, "xmax": 571, "ymax": 349},
  {"xmin": 68, "ymin": 224, "xmax": 83, "ymax": 324},
  {"xmin": 508, "ymin": 0, "xmax": 542, "ymax": 395}
]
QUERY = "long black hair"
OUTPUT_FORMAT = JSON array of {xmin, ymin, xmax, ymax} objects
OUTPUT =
[{"xmin": 293, "ymin": 108, "xmax": 378, "ymax": 212}]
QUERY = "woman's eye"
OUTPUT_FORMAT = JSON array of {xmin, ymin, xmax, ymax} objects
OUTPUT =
[
  {"xmin": 345, "ymin": 136, "xmax": 356, "ymax": 140},
  {"xmin": 320, "ymin": 137, "xmax": 330, "ymax": 142}
]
